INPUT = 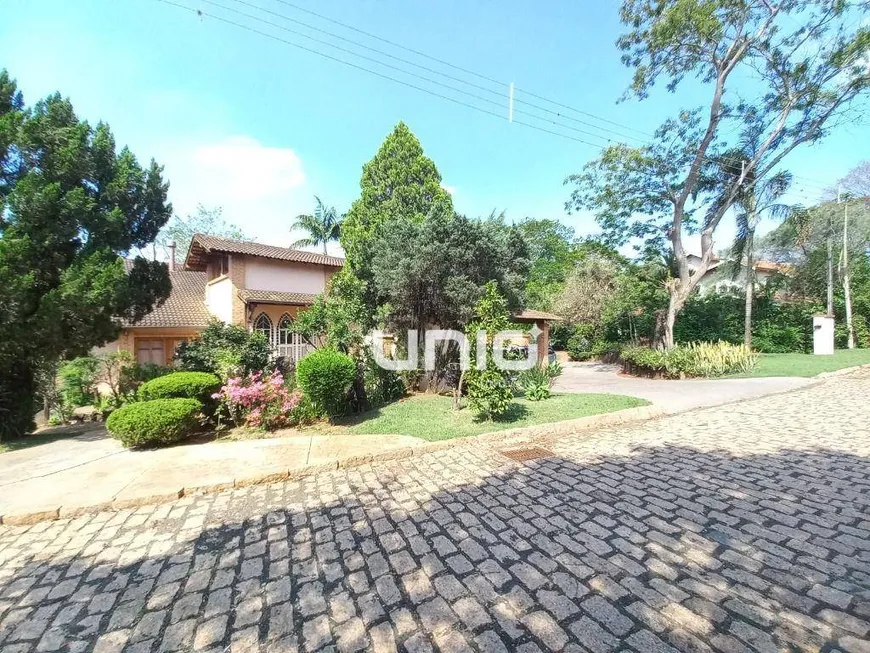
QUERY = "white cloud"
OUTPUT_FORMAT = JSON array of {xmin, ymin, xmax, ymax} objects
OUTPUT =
[
  {"xmin": 441, "ymin": 183, "xmax": 456, "ymax": 195},
  {"xmin": 190, "ymin": 136, "xmax": 305, "ymax": 201},
  {"xmin": 161, "ymin": 136, "xmax": 310, "ymax": 243}
]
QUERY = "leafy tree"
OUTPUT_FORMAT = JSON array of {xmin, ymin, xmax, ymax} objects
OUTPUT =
[
  {"xmin": 764, "ymin": 198, "xmax": 870, "ymax": 262},
  {"xmin": 341, "ymin": 121, "xmax": 453, "ymax": 275},
  {"xmin": 0, "ymin": 70, "xmax": 172, "ymax": 438},
  {"xmin": 157, "ymin": 204, "xmax": 245, "ymax": 263},
  {"xmin": 516, "ymin": 218, "xmax": 582, "ymax": 308},
  {"xmin": 370, "ymin": 207, "xmax": 529, "ymax": 334},
  {"xmin": 567, "ymin": 1, "xmax": 870, "ymax": 348},
  {"xmin": 553, "ymin": 255, "xmax": 623, "ymax": 327},
  {"xmin": 293, "ymin": 268, "xmax": 369, "ymax": 353},
  {"xmin": 291, "ymin": 196, "xmax": 342, "ymax": 254},
  {"xmin": 712, "ymin": 137, "xmax": 797, "ymax": 347},
  {"xmin": 463, "ymin": 282, "xmax": 516, "ymax": 420},
  {"xmin": 838, "ymin": 160, "xmax": 870, "ymax": 199}
]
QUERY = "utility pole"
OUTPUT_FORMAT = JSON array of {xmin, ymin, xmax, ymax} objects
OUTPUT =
[
  {"xmin": 839, "ymin": 187, "xmax": 855, "ymax": 348},
  {"xmin": 826, "ymin": 209, "xmax": 834, "ymax": 317},
  {"xmin": 508, "ymin": 82, "xmax": 514, "ymax": 123},
  {"xmin": 741, "ymin": 160, "xmax": 754, "ymax": 347}
]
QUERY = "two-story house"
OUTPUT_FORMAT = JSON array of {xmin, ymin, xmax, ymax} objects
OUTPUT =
[
  {"xmin": 687, "ymin": 253, "xmax": 790, "ymax": 296},
  {"xmin": 103, "ymin": 233, "xmax": 560, "ymax": 367},
  {"xmin": 106, "ymin": 234, "xmax": 344, "ymax": 366}
]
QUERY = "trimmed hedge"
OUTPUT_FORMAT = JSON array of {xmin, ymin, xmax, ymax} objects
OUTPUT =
[
  {"xmin": 296, "ymin": 349, "xmax": 357, "ymax": 418},
  {"xmin": 138, "ymin": 371, "xmax": 221, "ymax": 403},
  {"xmin": 106, "ymin": 398, "xmax": 203, "ymax": 448}
]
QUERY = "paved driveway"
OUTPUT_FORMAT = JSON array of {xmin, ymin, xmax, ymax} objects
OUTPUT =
[
  {"xmin": 1, "ymin": 371, "xmax": 868, "ymax": 652},
  {"xmin": 554, "ymin": 362, "xmax": 813, "ymax": 412}
]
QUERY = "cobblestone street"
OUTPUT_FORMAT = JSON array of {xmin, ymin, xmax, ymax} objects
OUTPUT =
[{"xmin": 1, "ymin": 372, "xmax": 869, "ymax": 653}]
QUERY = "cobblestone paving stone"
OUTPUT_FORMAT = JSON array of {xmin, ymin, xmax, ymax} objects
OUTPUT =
[{"xmin": 1, "ymin": 371, "xmax": 869, "ymax": 652}]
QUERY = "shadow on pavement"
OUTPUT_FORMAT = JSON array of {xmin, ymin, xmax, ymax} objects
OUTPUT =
[
  {"xmin": 0, "ymin": 442, "xmax": 868, "ymax": 652},
  {"xmin": 2, "ymin": 423, "xmax": 109, "ymax": 454}
]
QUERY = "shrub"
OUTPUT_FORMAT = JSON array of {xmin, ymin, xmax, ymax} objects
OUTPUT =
[
  {"xmin": 213, "ymin": 370, "xmax": 301, "ymax": 430},
  {"xmin": 466, "ymin": 368, "xmax": 514, "ymax": 419},
  {"xmin": 175, "ymin": 320, "xmax": 271, "ymax": 377},
  {"xmin": 566, "ymin": 328, "xmax": 621, "ymax": 361},
  {"xmin": 58, "ymin": 357, "xmax": 100, "ymax": 408},
  {"xmin": 548, "ymin": 321, "xmax": 575, "ymax": 350},
  {"xmin": 621, "ymin": 341, "xmax": 757, "ymax": 378},
  {"xmin": 138, "ymin": 371, "xmax": 221, "ymax": 404},
  {"xmin": 296, "ymin": 349, "xmax": 357, "ymax": 418},
  {"xmin": 288, "ymin": 394, "xmax": 320, "ymax": 426},
  {"xmin": 363, "ymin": 354, "xmax": 406, "ymax": 409},
  {"xmin": 106, "ymin": 398, "xmax": 203, "ymax": 448},
  {"xmin": 682, "ymin": 341, "xmax": 757, "ymax": 377},
  {"xmin": 516, "ymin": 362, "xmax": 563, "ymax": 401},
  {"xmin": 566, "ymin": 325, "xmax": 594, "ymax": 361},
  {"xmin": 119, "ymin": 362, "xmax": 172, "ymax": 395}
]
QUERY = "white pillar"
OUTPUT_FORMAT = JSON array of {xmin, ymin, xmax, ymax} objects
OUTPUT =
[{"xmin": 812, "ymin": 315, "xmax": 834, "ymax": 355}]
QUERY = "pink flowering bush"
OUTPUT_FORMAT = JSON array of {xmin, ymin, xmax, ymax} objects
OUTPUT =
[{"xmin": 212, "ymin": 370, "xmax": 301, "ymax": 430}]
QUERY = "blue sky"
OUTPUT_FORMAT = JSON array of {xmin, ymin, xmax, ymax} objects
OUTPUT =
[{"xmin": 1, "ymin": 0, "xmax": 867, "ymax": 257}]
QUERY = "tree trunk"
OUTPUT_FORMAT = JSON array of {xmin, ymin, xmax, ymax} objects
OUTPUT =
[
  {"xmin": 843, "ymin": 202, "xmax": 855, "ymax": 348},
  {"xmin": 826, "ymin": 216, "xmax": 834, "ymax": 316},
  {"xmin": 453, "ymin": 370, "xmax": 465, "ymax": 411},
  {"xmin": 654, "ymin": 297, "xmax": 681, "ymax": 350}
]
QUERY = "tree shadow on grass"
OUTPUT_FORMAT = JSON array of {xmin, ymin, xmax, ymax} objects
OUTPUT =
[
  {"xmin": 471, "ymin": 401, "xmax": 531, "ymax": 425},
  {"xmin": 0, "ymin": 443, "xmax": 868, "ymax": 652}
]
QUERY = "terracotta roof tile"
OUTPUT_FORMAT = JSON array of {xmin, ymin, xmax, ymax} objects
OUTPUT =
[
  {"xmin": 123, "ymin": 267, "xmax": 211, "ymax": 328},
  {"xmin": 185, "ymin": 234, "xmax": 344, "ymax": 270},
  {"xmin": 513, "ymin": 309, "xmax": 562, "ymax": 321},
  {"xmin": 238, "ymin": 289, "xmax": 319, "ymax": 306}
]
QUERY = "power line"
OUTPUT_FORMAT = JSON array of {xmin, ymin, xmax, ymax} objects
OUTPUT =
[
  {"xmin": 154, "ymin": 0, "xmax": 609, "ymax": 150},
  {"xmin": 153, "ymin": 0, "xmax": 839, "ymax": 195},
  {"xmin": 191, "ymin": 0, "xmax": 636, "ymax": 146},
  {"xmin": 259, "ymin": 0, "xmax": 657, "ymax": 139},
  {"xmin": 220, "ymin": 0, "xmax": 649, "ymax": 143},
  {"xmin": 214, "ymin": 1, "xmax": 843, "ymax": 189}
]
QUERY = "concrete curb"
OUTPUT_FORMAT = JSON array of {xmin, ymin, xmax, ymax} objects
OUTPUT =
[
  {"xmin": 815, "ymin": 362, "xmax": 870, "ymax": 379},
  {"xmin": 0, "ymin": 404, "xmax": 664, "ymax": 526}
]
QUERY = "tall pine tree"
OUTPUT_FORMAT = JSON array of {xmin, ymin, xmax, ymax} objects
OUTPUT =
[
  {"xmin": 341, "ymin": 122, "xmax": 453, "ymax": 271},
  {"xmin": 0, "ymin": 70, "xmax": 173, "ymax": 438}
]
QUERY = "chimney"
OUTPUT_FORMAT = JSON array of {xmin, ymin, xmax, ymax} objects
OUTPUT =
[{"xmin": 168, "ymin": 241, "xmax": 176, "ymax": 271}]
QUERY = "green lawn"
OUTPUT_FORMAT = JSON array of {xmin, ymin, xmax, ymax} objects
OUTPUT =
[
  {"xmin": 736, "ymin": 349, "xmax": 870, "ymax": 378},
  {"xmin": 340, "ymin": 393, "xmax": 648, "ymax": 442}
]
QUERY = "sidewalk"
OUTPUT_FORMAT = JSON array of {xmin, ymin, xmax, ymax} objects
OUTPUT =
[
  {"xmin": 0, "ymin": 367, "xmax": 834, "ymax": 525},
  {"xmin": 0, "ymin": 428, "xmax": 424, "ymax": 523}
]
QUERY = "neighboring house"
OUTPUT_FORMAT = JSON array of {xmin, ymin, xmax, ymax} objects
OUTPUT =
[
  {"xmin": 687, "ymin": 254, "xmax": 789, "ymax": 296},
  {"xmin": 103, "ymin": 234, "xmax": 343, "ymax": 366}
]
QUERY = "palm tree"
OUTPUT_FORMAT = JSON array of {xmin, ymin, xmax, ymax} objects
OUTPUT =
[
  {"xmin": 291, "ymin": 196, "xmax": 342, "ymax": 254},
  {"xmin": 717, "ymin": 151, "xmax": 795, "ymax": 347}
]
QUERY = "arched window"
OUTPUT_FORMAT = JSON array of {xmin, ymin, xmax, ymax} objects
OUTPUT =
[
  {"xmin": 253, "ymin": 313, "xmax": 273, "ymax": 345},
  {"xmin": 278, "ymin": 314, "xmax": 293, "ymax": 346}
]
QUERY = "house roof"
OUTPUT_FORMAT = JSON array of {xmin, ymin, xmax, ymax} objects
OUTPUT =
[
  {"xmin": 123, "ymin": 266, "xmax": 211, "ymax": 328},
  {"xmin": 513, "ymin": 309, "xmax": 562, "ymax": 322},
  {"xmin": 238, "ymin": 289, "xmax": 319, "ymax": 306},
  {"xmin": 185, "ymin": 233, "xmax": 345, "ymax": 270},
  {"xmin": 754, "ymin": 260, "xmax": 789, "ymax": 273}
]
